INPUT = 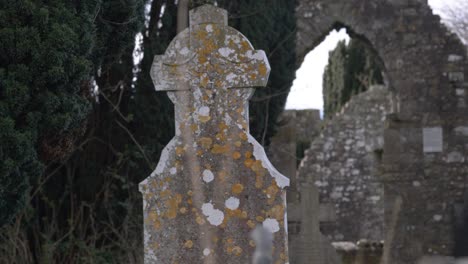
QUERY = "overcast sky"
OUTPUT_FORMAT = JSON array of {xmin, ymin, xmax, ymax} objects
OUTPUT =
[{"xmin": 285, "ymin": 0, "xmax": 454, "ymax": 114}]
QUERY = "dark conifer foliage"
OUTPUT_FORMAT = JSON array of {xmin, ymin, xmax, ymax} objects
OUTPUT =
[
  {"xmin": 220, "ymin": 0, "xmax": 297, "ymax": 146},
  {"xmin": 323, "ymin": 38, "xmax": 384, "ymax": 118},
  {"xmin": 0, "ymin": 0, "xmax": 94, "ymax": 225},
  {"xmin": 131, "ymin": 0, "xmax": 178, "ymax": 181}
]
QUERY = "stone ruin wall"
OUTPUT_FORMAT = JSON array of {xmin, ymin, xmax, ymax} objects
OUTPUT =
[
  {"xmin": 267, "ymin": 109, "xmax": 328, "ymax": 264},
  {"xmin": 296, "ymin": 0, "xmax": 468, "ymax": 262},
  {"xmin": 298, "ymin": 85, "xmax": 390, "ymax": 243}
]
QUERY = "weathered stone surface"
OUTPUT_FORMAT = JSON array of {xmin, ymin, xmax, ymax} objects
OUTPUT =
[
  {"xmin": 266, "ymin": 109, "xmax": 324, "ymax": 264},
  {"xmin": 298, "ymin": 85, "xmax": 390, "ymax": 244},
  {"xmin": 139, "ymin": 5, "xmax": 289, "ymax": 264},
  {"xmin": 296, "ymin": 0, "xmax": 468, "ymax": 263}
]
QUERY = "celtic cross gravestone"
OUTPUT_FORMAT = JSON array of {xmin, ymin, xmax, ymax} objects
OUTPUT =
[{"xmin": 139, "ymin": 5, "xmax": 289, "ymax": 263}]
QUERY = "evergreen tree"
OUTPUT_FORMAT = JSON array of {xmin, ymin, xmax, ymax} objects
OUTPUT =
[
  {"xmin": 323, "ymin": 38, "xmax": 384, "ymax": 118},
  {"xmin": 131, "ymin": 0, "xmax": 178, "ymax": 181},
  {"xmin": 221, "ymin": 0, "xmax": 296, "ymax": 146},
  {"xmin": 0, "ymin": 0, "xmax": 95, "ymax": 225}
]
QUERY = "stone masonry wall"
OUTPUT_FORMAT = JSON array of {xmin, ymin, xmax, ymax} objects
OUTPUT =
[
  {"xmin": 298, "ymin": 85, "xmax": 390, "ymax": 243},
  {"xmin": 296, "ymin": 0, "xmax": 468, "ymax": 262},
  {"xmin": 267, "ymin": 109, "xmax": 325, "ymax": 264}
]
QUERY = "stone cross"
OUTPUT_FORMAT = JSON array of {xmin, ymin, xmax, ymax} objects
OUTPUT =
[{"xmin": 139, "ymin": 5, "xmax": 289, "ymax": 264}]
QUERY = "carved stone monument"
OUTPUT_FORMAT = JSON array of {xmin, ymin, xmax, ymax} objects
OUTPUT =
[{"xmin": 139, "ymin": 5, "xmax": 289, "ymax": 263}]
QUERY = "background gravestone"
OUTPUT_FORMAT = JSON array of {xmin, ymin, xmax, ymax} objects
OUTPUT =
[{"xmin": 139, "ymin": 5, "xmax": 290, "ymax": 263}]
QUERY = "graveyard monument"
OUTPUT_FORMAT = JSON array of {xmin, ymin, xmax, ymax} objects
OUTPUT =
[{"xmin": 139, "ymin": 5, "xmax": 290, "ymax": 263}]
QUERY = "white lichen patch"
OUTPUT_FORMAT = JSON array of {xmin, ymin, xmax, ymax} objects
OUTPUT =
[
  {"xmin": 218, "ymin": 47, "xmax": 234, "ymax": 57},
  {"xmin": 170, "ymin": 167, "xmax": 177, "ymax": 175},
  {"xmin": 198, "ymin": 106, "xmax": 210, "ymax": 116},
  {"xmin": 203, "ymin": 248, "xmax": 211, "ymax": 256},
  {"xmin": 433, "ymin": 214, "xmax": 443, "ymax": 221},
  {"xmin": 179, "ymin": 47, "xmax": 190, "ymax": 55},
  {"xmin": 202, "ymin": 202, "xmax": 224, "ymax": 226},
  {"xmin": 262, "ymin": 218, "xmax": 280, "ymax": 233},
  {"xmin": 225, "ymin": 197, "xmax": 240, "ymax": 210},
  {"xmin": 202, "ymin": 169, "xmax": 214, "ymax": 183},
  {"xmin": 246, "ymin": 50, "xmax": 264, "ymax": 60},
  {"xmin": 226, "ymin": 73, "xmax": 237, "ymax": 82},
  {"xmin": 206, "ymin": 24, "xmax": 213, "ymax": 32}
]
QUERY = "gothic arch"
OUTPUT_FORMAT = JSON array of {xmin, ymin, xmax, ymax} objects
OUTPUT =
[{"xmin": 295, "ymin": 1, "xmax": 468, "ymax": 263}]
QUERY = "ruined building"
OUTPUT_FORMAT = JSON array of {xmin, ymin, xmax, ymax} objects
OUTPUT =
[{"xmin": 270, "ymin": 0, "xmax": 468, "ymax": 263}]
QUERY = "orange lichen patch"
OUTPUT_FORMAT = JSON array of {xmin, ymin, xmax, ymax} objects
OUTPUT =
[
  {"xmin": 226, "ymin": 208, "xmax": 243, "ymax": 218},
  {"xmin": 280, "ymin": 253, "xmax": 287, "ymax": 260},
  {"xmin": 204, "ymin": 39, "xmax": 216, "ymax": 52},
  {"xmin": 176, "ymin": 146, "xmax": 185, "ymax": 156},
  {"xmin": 198, "ymin": 56, "xmax": 210, "ymax": 68},
  {"xmin": 195, "ymin": 29, "xmax": 208, "ymax": 41},
  {"xmin": 199, "ymin": 115, "xmax": 211, "ymax": 123},
  {"xmin": 196, "ymin": 215, "xmax": 206, "ymax": 225},
  {"xmin": 241, "ymin": 211, "xmax": 248, "ymax": 219},
  {"xmin": 220, "ymin": 217, "xmax": 228, "ymax": 228},
  {"xmin": 190, "ymin": 124, "xmax": 198, "ymax": 132},
  {"xmin": 183, "ymin": 240, "xmax": 194, "ymax": 249},
  {"xmin": 255, "ymin": 174, "xmax": 263, "ymax": 189},
  {"xmin": 199, "ymin": 137, "xmax": 213, "ymax": 149},
  {"xmin": 255, "ymin": 216, "xmax": 265, "ymax": 222},
  {"xmin": 218, "ymin": 122, "xmax": 228, "ymax": 131},
  {"xmin": 165, "ymin": 194, "xmax": 183, "ymax": 219},
  {"xmin": 232, "ymin": 183, "xmax": 244, "ymax": 194},
  {"xmin": 200, "ymin": 75, "xmax": 209, "ymax": 87},
  {"xmin": 148, "ymin": 211, "xmax": 159, "ymax": 223},
  {"xmin": 236, "ymin": 108, "xmax": 244, "ymax": 114},
  {"xmin": 259, "ymin": 63, "xmax": 268, "ymax": 76},
  {"xmin": 249, "ymin": 240, "xmax": 256, "ymax": 247},
  {"xmin": 249, "ymin": 73, "xmax": 257, "ymax": 80},
  {"xmin": 212, "ymin": 236, "xmax": 219, "ymax": 244},
  {"xmin": 211, "ymin": 144, "xmax": 230, "ymax": 154},
  {"xmin": 160, "ymin": 189, "xmax": 171, "ymax": 198},
  {"xmin": 268, "ymin": 204, "xmax": 285, "ymax": 221},
  {"xmin": 179, "ymin": 207, "xmax": 187, "ymax": 214},
  {"xmin": 234, "ymin": 141, "xmax": 242, "ymax": 147},
  {"xmin": 266, "ymin": 184, "xmax": 279, "ymax": 199},
  {"xmin": 215, "ymin": 132, "xmax": 227, "ymax": 142},
  {"xmin": 196, "ymin": 150, "xmax": 203, "ymax": 156},
  {"xmin": 153, "ymin": 220, "xmax": 161, "ymax": 230},
  {"xmin": 245, "ymin": 151, "xmax": 252, "ymax": 159},
  {"xmin": 232, "ymin": 151, "xmax": 241, "ymax": 160},
  {"xmin": 218, "ymin": 170, "xmax": 227, "ymax": 182},
  {"xmin": 240, "ymin": 41, "xmax": 250, "ymax": 52},
  {"xmin": 251, "ymin": 160, "xmax": 264, "ymax": 173},
  {"xmin": 247, "ymin": 220, "xmax": 256, "ymax": 229},
  {"xmin": 232, "ymin": 246, "xmax": 243, "ymax": 256},
  {"xmin": 244, "ymin": 158, "xmax": 254, "ymax": 168},
  {"xmin": 239, "ymin": 132, "xmax": 248, "ymax": 141},
  {"xmin": 215, "ymin": 79, "xmax": 223, "ymax": 87}
]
